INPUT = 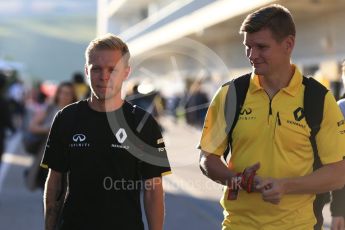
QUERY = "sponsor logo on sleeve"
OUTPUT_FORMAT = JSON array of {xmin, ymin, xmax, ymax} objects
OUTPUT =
[
  {"xmin": 337, "ymin": 120, "xmax": 345, "ymax": 127},
  {"xmin": 157, "ymin": 138, "xmax": 164, "ymax": 145}
]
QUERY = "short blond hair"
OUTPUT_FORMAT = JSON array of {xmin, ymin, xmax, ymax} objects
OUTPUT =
[{"xmin": 85, "ymin": 33, "xmax": 130, "ymax": 65}]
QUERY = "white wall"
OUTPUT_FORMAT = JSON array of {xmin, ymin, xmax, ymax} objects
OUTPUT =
[{"xmin": 293, "ymin": 9, "xmax": 345, "ymax": 65}]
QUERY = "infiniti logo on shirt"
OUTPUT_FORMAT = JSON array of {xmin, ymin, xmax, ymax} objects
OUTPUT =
[
  {"xmin": 239, "ymin": 108, "xmax": 252, "ymax": 115},
  {"xmin": 73, "ymin": 134, "xmax": 86, "ymax": 142},
  {"xmin": 69, "ymin": 133, "xmax": 90, "ymax": 148},
  {"xmin": 239, "ymin": 107, "xmax": 256, "ymax": 120}
]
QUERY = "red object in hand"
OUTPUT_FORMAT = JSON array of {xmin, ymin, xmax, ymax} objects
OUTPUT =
[
  {"xmin": 241, "ymin": 166, "xmax": 257, "ymax": 193},
  {"xmin": 227, "ymin": 173, "xmax": 242, "ymax": 200},
  {"xmin": 227, "ymin": 167, "xmax": 257, "ymax": 200}
]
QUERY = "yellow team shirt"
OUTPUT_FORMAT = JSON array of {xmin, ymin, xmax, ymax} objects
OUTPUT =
[{"xmin": 199, "ymin": 66, "xmax": 345, "ymax": 230}]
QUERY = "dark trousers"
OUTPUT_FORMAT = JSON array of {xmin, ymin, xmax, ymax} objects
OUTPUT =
[{"xmin": 313, "ymin": 192, "xmax": 330, "ymax": 230}]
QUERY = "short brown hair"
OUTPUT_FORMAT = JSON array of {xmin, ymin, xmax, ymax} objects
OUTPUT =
[
  {"xmin": 85, "ymin": 33, "xmax": 130, "ymax": 65},
  {"xmin": 239, "ymin": 4, "xmax": 296, "ymax": 42}
]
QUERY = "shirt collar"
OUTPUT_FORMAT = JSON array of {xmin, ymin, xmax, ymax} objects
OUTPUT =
[{"xmin": 248, "ymin": 64, "xmax": 302, "ymax": 97}]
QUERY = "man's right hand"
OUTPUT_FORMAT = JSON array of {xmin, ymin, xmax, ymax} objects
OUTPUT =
[
  {"xmin": 331, "ymin": 216, "xmax": 345, "ymax": 230},
  {"xmin": 241, "ymin": 162, "xmax": 261, "ymax": 193}
]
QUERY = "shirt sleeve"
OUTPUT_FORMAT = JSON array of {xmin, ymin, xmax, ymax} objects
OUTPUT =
[
  {"xmin": 138, "ymin": 114, "xmax": 171, "ymax": 180},
  {"xmin": 198, "ymin": 85, "xmax": 230, "ymax": 156},
  {"xmin": 316, "ymin": 92, "xmax": 345, "ymax": 164},
  {"xmin": 40, "ymin": 111, "xmax": 70, "ymax": 172}
]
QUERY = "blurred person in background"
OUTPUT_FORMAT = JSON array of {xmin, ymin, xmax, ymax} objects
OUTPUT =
[
  {"xmin": 22, "ymin": 84, "xmax": 49, "ymax": 155},
  {"xmin": 127, "ymin": 82, "xmax": 150, "ymax": 110},
  {"xmin": 0, "ymin": 72, "xmax": 15, "ymax": 169},
  {"xmin": 71, "ymin": 71, "xmax": 90, "ymax": 100},
  {"xmin": 6, "ymin": 75, "xmax": 25, "ymax": 128},
  {"xmin": 127, "ymin": 82, "xmax": 163, "ymax": 117},
  {"xmin": 26, "ymin": 86, "xmax": 49, "ymax": 119},
  {"xmin": 127, "ymin": 81, "xmax": 165, "ymax": 130},
  {"xmin": 41, "ymin": 34, "xmax": 171, "ymax": 230},
  {"xmin": 339, "ymin": 62, "xmax": 345, "ymax": 101},
  {"xmin": 331, "ymin": 60, "xmax": 345, "ymax": 230},
  {"xmin": 199, "ymin": 5, "xmax": 345, "ymax": 230},
  {"xmin": 24, "ymin": 82, "xmax": 77, "ymax": 191},
  {"xmin": 338, "ymin": 60, "xmax": 345, "ymax": 115},
  {"xmin": 184, "ymin": 79, "xmax": 209, "ymax": 128},
  {"xmin": 165, "ymin": 94, "xmax": 182, "ymax": 122}
]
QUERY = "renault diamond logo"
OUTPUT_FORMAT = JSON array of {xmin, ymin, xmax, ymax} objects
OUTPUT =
[
  {"xmin": 293, "ymin": 107, "xmax": 305, "ymax": 121},
  {"xmin": 115, "ymin": 128, "xmax": 127, "ymax": 144},
  {"xmin": 73, "ymin": 134, "xmax": 86, "ymax": 142}
]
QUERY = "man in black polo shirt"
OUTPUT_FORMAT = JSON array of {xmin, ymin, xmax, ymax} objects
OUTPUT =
[{"xmin": 41, "ymin": 34, "xmax": 171, "ymax": 230}]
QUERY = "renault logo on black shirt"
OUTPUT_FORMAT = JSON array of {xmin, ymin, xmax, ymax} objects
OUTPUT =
[
  {"xmin": 111, "ymin": 128, "xmax": 129, "ymax": 149},
  {"xmin": 73, "ymin": 134, "xmax": 86, "ymax": 142},
  {"xmin": 293, "ymin": 107, "xmax": 305, "ymax": 121},
  {"xmin": 115, "ymin": 128, "xmax": 127, "ymax": 144}
]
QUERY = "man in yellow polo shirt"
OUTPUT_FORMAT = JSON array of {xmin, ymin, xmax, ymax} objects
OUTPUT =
[{"xmin": 198, "ymin": 4, "xmax": 345, "ymax": 230}]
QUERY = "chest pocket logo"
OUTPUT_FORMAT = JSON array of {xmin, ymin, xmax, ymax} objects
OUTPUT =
[
  {"xmin": 293, "ymin": 107, "xmax": 305, "ymax": 121},
  {"xmin": 73, "ymin": 134, "xmax": 86, "ymax": 142},
  {"xmin": 240, "ymin": 108, "xmax": 252, "ymax": 115},
  {"xmin": 115, "ymin": 128, "xmax": 127, "ymax": 144}
]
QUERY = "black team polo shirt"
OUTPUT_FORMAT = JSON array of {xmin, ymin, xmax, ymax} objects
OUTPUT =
[{"xmin": 41, "ymin": 100, "xmax": 171, "ymax": 230}]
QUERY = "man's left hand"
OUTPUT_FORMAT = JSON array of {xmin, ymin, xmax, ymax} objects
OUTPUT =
[{"xmin": 256, "ymin": 178, "xmax": 286, "ymax": 205}]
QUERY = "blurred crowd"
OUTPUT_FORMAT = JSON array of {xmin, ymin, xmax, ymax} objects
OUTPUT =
[
  {"xmin": 126, "ymin": 77, "xmax": 210, "ymax": 130},
  {"xmin": 0, "ymin": 70, "xmax": 89, "ymax": 190},
  {"xmin": 0, "ymin": 67, "xmax": 213, "ymax": 191},
  {"xmin": 1, "ymin": 62, "xmax": 344, "ymax": 192}
]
